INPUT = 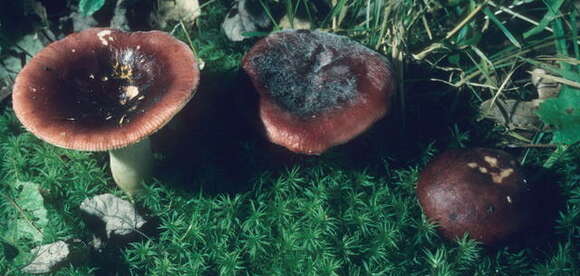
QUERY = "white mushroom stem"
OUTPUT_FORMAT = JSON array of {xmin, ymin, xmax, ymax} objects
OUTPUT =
[{"xmin": 108, "ymin": 137, "xmax": 153, "ymax": 197}]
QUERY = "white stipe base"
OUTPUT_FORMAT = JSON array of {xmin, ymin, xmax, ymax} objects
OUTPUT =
[{"xmin": 109, "ymin": 137, "xmax": 153, "ymax": 197}]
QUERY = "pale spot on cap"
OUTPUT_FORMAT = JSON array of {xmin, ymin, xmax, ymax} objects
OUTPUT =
[
  {"xmin": 97, "ymin": 30, "xmax": 113, "ymax": 46},
  {"xmin": 484, "ymin": 156, "xmax": 499, "ymax": 168},
  {"xmin": 120, "ymin": 85, "xmax": 139, "ymax": 105},
  {"xmin": 491, "ymin": 168, "xmax": 514, "ymax": 184},
  {"xmin": 124, "ymin": 86, "xmax": 139, "ymax": 99},
  {"xmin": 467, "ymin": 162, "xmax": 478, "ymax": 168},
  {"xmin": 479, "ymin": 167, "xmax": 488, "ymax": 174}
]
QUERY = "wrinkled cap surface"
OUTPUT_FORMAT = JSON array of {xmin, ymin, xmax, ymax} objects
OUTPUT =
[
  {"xmin": 13, "ymin": 28, "xmax": 199, "ymax": 151},
  {"xmin": 416, "ymin": 148, "xmax": 530, "ymax": 245},
  {"xmin": 242, "ymin": 30, "xmax": 395, "ymax": 155}
]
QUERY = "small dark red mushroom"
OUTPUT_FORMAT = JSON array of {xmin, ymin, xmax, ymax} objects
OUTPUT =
[
  {"xmin": 241, "ymin": 30, "xmax": 395, "ymax": 155},
  {"xmin": 12, "ymin": 28, "xmax": 199, "ymax": 195},
  {"xmin": 416, "ymin": 148, "xmax": 531, "ymax": 245}
]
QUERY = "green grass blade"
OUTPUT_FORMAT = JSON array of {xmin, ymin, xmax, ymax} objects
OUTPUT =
[
  {"xmin": 465, "ymin": 50, "xmax": 494, "ymax": 87},
  {"xmin": 322, "ymin": 0, "xmax": 348, "ymax": 28},
  {"xmin": 543, "ymin": 144, "xmax": 570, "ymax": 168},
  {"xmin": 483, "ymin": 7, "xmax": 522, "ymax": 48},
  {"xmin": 550, "ymin": 16, "xmax": 570, "ymax": 73},
  {"xmin": 470, "ymin": 46, "xmax": 494, "ymax": 70},
  {"xmin": 571, "ymin": 9, "xmax": 579, "ymax": 59},
  {"xmin": 550, "ymin": 16, "xmax": 566, "ymax": 47},
  {"xmin": 284, "ymin": 0, "xmax": 294, "ymax": 25},
  {"xmin": 523, "ymin": 0, "xmax": 565, "ymax": 39},
  {"xmin": 300, "ymin": 0, "xmax": 314, "ymax": 26},
  {"xmin": 258, "ymin": 0, "xmax": 279, "ymax": 29}
]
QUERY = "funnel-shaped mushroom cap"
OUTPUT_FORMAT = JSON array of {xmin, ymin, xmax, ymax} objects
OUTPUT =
[
  {"xmin": 242, "ymin": 30, "xmax": 395, "ymax": 155},
  {"xmin": 13, "ymin": 28, "xmax": 199, "ymax": 151}
]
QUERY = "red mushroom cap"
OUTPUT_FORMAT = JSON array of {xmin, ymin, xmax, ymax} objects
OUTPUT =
[
  {"xmin": 12, "ymin": 28, "xmax": 199, "ymax": 151},
  {"xmin": 416, "ymin": 148, "xmax": 531, "ymax": 245},
  {"xmin": 242, "ymin": 30, "xmax": 395, "ymax": 155}
]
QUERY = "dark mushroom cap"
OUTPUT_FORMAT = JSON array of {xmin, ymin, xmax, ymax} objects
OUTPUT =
[
  {"xmin": 416, "ymin": 148, "xmax": 530, "ymax": 245},
  {"xmin": 242, "ymin": 30, "xmax": 395, "ymax": 155},
  {"xmin": 13, "ymin": 28, "xmax": 199, "ymax": 151}
]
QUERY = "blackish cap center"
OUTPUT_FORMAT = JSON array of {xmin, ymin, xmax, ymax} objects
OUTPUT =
[
  {"xmin": 55, "ymin": 48, "xmax": 159, "ymax": 127},
  {"xmin": 249, "ymin": 30, "xmax": 363, "ymax": 117}
]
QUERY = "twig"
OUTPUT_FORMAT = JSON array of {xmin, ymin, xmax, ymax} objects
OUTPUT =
[
  {"xmin": 505, "ymin": 143, "xmax": 557, "ymax": 148},
  {"xmin": 412, "ymin": 43, "xmax": 446, "ymax": 60},
  {"xmin": 487, "ymin": 69, "xmax": 516, "ymax": 112},
  {"xmin": 444, "ymin": 1, "xmax": 488, "ymax": 40},
  {"xmin": 453, "ymin": 41, "xmax": 555, "ymax": 87},
  {"xmin": 422, "ymin": 16, "xmax": 433, "ymax": 40},
  {"xmin": 527, "ymin": 70, "xmax": 580, "ymax": 89},
  {"xmin": 537, "ymin": 56, "xmax": 580, "ymax": 65},
  {"xmin": 411, "ymin": 0, "xmax": 490, "ymax": 60},
  {"xmin": 488, "ymin": 1, "xmax": 553, "ymax": 33}
]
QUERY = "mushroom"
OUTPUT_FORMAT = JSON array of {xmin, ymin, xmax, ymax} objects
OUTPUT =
[
  {"xmin": 12, "ymin": 28, "xmax": 199, "ymax": 196},
  {"xmin": 241, "ymin": 30, "xmax": 395, "ymax": 155},
  {"xmin": 416, "ymin": 148, "xmax": 531, "ymax": 245}
]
